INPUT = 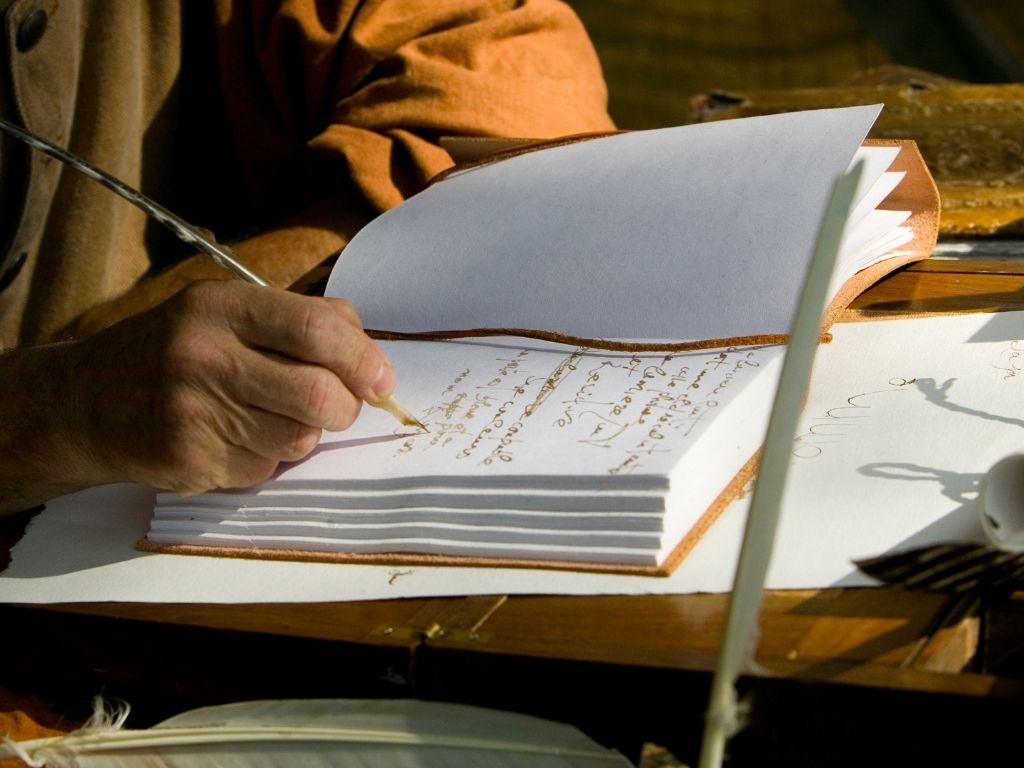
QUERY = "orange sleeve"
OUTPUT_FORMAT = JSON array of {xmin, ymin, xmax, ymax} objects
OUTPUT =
[{"xmin": 213, "ymin": 0, "xmax": 615, "ymax": 214}]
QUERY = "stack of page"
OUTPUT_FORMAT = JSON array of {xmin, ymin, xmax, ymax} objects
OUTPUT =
[
  {"xmin": 149, "ymin": 339, "xmax": 785, "ymax": 573},
  {"xmin": 144, "ymin": 104, "xmax": 939, "ymax": 574}
]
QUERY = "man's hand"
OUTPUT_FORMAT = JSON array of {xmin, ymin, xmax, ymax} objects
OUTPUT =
[{"xmin": 0, "ymin": 280, "xmax": 394, "ymax": 512}]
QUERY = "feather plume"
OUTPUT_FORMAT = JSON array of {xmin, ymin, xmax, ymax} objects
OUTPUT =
[
  {"xmin": 0, "ymin": 698, "xmax": 631, "ymax": 767},
  {"xmin": 698, "ymin": 160, "xmax": 866, "ymax": 768}
]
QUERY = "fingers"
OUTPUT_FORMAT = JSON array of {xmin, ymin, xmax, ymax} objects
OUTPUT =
[
  {"xmin": 63, "ymin": 279, "xmax": 396, "ymax": 497},
  {"xmin": 212, "ymin": 404, "xmax": 324, "ymax": 464},
  {"xmin": 154, "ymin": 439, "xmax": 287, "ymax": 497},
  {"xmin": 229, "ymin": 348, "xmax": 362, "ymax": 433},
  {"xmin": 137, "ymin": 378, "xmax": 324, "ymax": 495},
  {"xmin": 165, "ymin": 283, "xmax": 374, "ymax": 430},
  {"xmin": 215, "ymin": 282, "xmax": 396, "ymax": 404}
]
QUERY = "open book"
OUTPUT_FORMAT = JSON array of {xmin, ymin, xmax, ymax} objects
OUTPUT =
[{"xmin": 142, "ymin": 105, "xmax": 939, "ymax": 575}]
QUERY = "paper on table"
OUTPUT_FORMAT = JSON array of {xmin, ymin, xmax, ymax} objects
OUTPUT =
[
  {"xmin": 326, "ymin": 106, "xmax": 885, "ymax": 342},
  {"xmin": 2, "ymin": 311, "xmax": 1022, "ymax": 603},
  {"xmin": 766, "ymin": 310, "xmax": 1024, "ymax": 588}
]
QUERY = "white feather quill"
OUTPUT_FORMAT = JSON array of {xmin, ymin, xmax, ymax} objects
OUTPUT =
[
  {"xmin": 0, "ymin": 698, "xmax": 631, "ymax": 767},
  {"xmin": 698, "ymin": 160, "xmax": 866, "ymax": 768}
]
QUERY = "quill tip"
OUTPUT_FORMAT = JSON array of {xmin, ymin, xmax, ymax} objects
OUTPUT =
[{"xmin": 375, "ymin": 395, "xmax": 429, "ymax": 432}]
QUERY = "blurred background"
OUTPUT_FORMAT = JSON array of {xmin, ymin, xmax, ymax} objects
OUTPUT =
[{"xmin": 569, "ymin": 0, "xmax": 1024, "ymax": 129}]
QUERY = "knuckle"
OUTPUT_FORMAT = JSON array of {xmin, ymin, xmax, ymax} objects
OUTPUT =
[
  {"xmin": 281, "ymin": 423, "xmax": 322, "ymax": 461},
  {"xmin": 160, "ymin": 445, "xmax": 220, "ymax": 496},
  {"xmin": 330, "ymin": 397, "xmax": 363, "ymax": 432},
  {"xmin": 174, "ymin": 459, "xmax": 274, "ymax": 494},
  {"xmin": 168, "ymin": 474, "xmax": 216, "ymax": 497},
  {"xmin": 166, "ymin": 449, "xmax": 278, "ymax": 495},
  {"xmin": 339, "ymin": 336, "xmax": 374, "ymax": 387},
  {"xmin": 235, "ymin": 456, "xmax": 279, "ymax": 488},
  {"xmin": 330, "ymin": 297, "xmax": 363, "ymax": 328},
  {"xmin": 302, "ymin": 369, "xmax": 341, "ymax": 426},
  {"xmin": 173, "ymin": 279, "xmax": 245, "ymax": 332},
  {"xmin": 295, "ymin": 300, "xmax": 336, "ymax": 350},
  {"xmin": 162, "ymin": 333, "xmax": 217, "ymax": 383},
  {"xmin": 175, "ymin": 279, "xmax": 220, "ymax": 315}
]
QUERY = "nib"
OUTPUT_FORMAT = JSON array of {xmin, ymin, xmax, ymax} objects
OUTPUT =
[{"xmin": 375, "ymin": 395, "xmax": 429, "ymax": 433}]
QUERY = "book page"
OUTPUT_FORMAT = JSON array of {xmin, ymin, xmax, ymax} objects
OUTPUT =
[
  {"xmin": 326, "ymin": 106, "xmax": 883, "ymax": 342},
  {"xmin": 844, "ymin": 146, "xmax": 901, "ymax": 223},
  {"xmin": 178, "ymin": 339, "xmax": 783, "ymax": 494}
]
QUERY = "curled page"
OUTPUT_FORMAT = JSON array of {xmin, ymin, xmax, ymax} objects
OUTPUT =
[{"xmin": 326, "ymin": 105, "xmax": 935, "ymax": 345}]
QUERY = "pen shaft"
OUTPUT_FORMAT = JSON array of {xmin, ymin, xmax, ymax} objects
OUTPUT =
[{"xmin": 0, "ymin": 116, "xmax": 268, "ymax": 286}]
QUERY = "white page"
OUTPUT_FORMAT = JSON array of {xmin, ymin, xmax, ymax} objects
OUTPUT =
[
  {"xmin": 147, "ymin": 530, "xmax": 667, "ymax": 566},
  {"xmin": 844, "ymin": 146, "xmax": 901, "ymax": 222},
  {"xmin": 847, "ymin": 169, "xmax": 903, "ymax": 226},
  {"xmin": 173, "ymin": 340, "xmax": 782, "ymax": 490},
  {"xmin": 838, "ymin": 209, "xmax": 912, "ymax": 264},
  {"xmin": 4, "ymin": 312, "xmax": 1021, "ymax": 604},
  {"xmin": 153, "ymin": 507, "xmax": 665, "ymax": 532},
  {"xmin": 156, "ymin": 488, "xmax": 668, "ymax": 512},
  {"xmin": 850, "ymin": 228, "xmax": 914, "ymax": 272},
  {"xmin": 765, "ymin": 310, "xmax": 1024, "ymax": 587},
  {"xmin": 326, "ymin": 106, "xmax": 883, "ymax": 342}
]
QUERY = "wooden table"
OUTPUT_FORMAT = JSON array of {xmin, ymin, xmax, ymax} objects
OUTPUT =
[{"xmin": 5, "ymin": 256, "xmax": 1024, "ymax": 767}]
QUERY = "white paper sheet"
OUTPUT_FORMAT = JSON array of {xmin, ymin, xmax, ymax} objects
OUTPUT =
[
  {"xmin": 326, "ymin": 106, "xmax": 884, "ymax": 342},
  {"xmin": 2, "ymin": 312, "xmax": 1020, "ymax": 604}
]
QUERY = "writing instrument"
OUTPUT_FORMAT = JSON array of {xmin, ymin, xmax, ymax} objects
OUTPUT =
[
  {"xmin": 0, "ymin": 116, "xmax": 426, "ymax": 432},
  {"xmin": 699, "ymin": 160, "xmax": 864, "ymax": 768}
]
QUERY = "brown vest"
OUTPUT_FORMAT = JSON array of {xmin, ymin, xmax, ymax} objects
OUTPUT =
[{"xmin": 0, "ymin": 1, "xmax": 182, "ymax": 347}]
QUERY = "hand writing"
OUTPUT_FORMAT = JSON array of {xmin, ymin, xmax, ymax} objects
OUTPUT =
[{"xmin": 0, "ymin": 280, "xmax": 394, "ymax": 510}]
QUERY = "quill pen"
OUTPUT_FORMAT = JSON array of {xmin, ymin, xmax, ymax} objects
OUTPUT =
[
  {"xmin": 0, "ymin": 117, "xmax": 425, "ymax": 431},
  {"xmin": 0, "ymin": 117, "xmax": 266, "ymax": 286},
  {"xmin": 698, "ymin": 160, "xmax": 865, "ymax": 768},
  {"xmin": 0, "ymin": 698, "xmax": 631, "ymax": 767}
]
